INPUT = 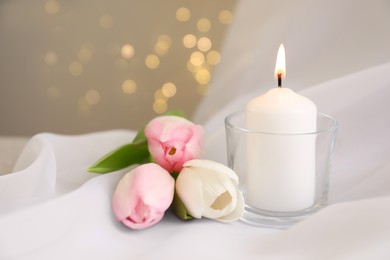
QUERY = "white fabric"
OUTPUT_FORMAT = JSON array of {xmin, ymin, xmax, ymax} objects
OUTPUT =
[{"xmin": 2, "ymin": 0, "xmax": 390, "ymax": 259}]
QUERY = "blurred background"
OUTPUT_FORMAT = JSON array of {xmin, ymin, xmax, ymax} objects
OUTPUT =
[{"xmin": 0, "ymin": 0, "xmax": 236, "ymax": 136}]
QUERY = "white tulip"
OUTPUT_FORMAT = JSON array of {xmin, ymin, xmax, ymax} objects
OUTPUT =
[{"xmin": 176, "ymin": 159, "xmax": 244, "ymax": 222}]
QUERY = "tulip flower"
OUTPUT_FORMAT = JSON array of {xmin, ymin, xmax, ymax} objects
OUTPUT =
[
  {"xmin": 112, "ymin": 163, "xmax": 175, "ymax": 229},
  {"xmin": 176, "ymin": 159, "xmax": 244, "ymax": 222},
  {"xmin": 144, "ymin": 116, "xmax": 204, "ymax": 173}
]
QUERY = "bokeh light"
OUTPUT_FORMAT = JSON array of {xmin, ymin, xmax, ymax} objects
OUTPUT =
[
  {"xmin": 44, "ymin": 51, "xmax": 58, "ymax": 66},
  {"xmin": 99, "ymin": 14, "xmax": 114, "ymax": 29},
  {"xmin": 145, "ymin": 54, "xmax": 160, "ymax": 69},
  {"xmin": 197, "ymin": 37, "xmax": 212, "ymax": 52},
  {"xmin": 68, "ymin": 62, "xmax": 83, "ymax": 76},
  {"xmin": 122, "ymin": 80, "xmax": 137, "ymax": 94},
  {"xmin": 153, "ymin": 99, "xmax": 168, "ymax": 114},
  {"xmin": 195, "ymin": 69, "xmax": 211, "ymax": 85},
  {"xmin": 46, "ymin": 86, "xmax": 60, "ymax": 99},
  {"xmin": 85, "ymin": 89, "xmax": 101, "ymax": 105},
  {"xmin": 206, "ymin": 50, "xmax": 221, "ymax": 65},
  {"xmin": 121, "ymin": 44, "xmax": 135, "ymax": 59},
  {"xmin": 218, "ymin": 10, "xmax": 233, "ymax": 24},
  {"xmin": 190, "ymin": 51, "xmax": 205, "ymax": 66},
  {"xmin": 44, "ymin": 0, "xmax": 60, "ymax": 15},
  {"xmin": 162, "ymin": 82, "xmax": 177, "ymax": 98},
  {"xmin": 78, "ymin": 45, "xmax": 93, "ymax": 63},
  {"xmin": 197, "ymin": 84, "xmax": 209, "ymax": 95},
  {"xmin": 176, "ymin": 7, "xmax": 191, "ymax": 22},
  {"xmin": 155, "ymin": 35, "xmax": 172, "ymax": 56},
  {"xmin": 78, "ymin": 97, "xmax": 90, "ymax": 115},
  {"xmin": 183, "ymin": 34, "xmax": 197, "ymax": 48},
  {"xmin": 197, "ymin": 18, "xmax": 211, "ymax": 32},
  {"xmin": 154, "ymin": 89, "xmax": 167, "ymax": 101}
]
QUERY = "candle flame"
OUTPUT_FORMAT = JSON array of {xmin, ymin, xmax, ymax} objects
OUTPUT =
[{"xmin": 274, "ymin": 44, "xmax": 286, "ymax": 79}]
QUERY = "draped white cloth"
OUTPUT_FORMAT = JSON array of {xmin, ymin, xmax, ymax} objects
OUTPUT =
[{"xmin": 2, "ymin": 0, "xmax": 390, "ymax": 259}]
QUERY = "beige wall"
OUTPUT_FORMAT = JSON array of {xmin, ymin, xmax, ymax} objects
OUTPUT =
[{"xmin": 0, "ymin": 0, "xmax": 236, "ymax": 136}]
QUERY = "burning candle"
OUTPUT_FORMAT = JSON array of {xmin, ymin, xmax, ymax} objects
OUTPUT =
[{"xmin": 245, "ymin": 44, "xmax": 317, "ymax": 212}]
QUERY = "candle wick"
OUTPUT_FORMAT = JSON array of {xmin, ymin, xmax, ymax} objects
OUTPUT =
[{"xmin": 277, "ymin": 73, "xmax": 282, "ymax": 88}]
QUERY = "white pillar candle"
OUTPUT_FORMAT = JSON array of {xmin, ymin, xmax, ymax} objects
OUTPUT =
[{"xmin": 245, "ymin": 44, "xmax": 317, "ymax": 212}]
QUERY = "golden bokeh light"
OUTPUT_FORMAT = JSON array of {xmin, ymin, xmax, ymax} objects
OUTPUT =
[
  {"xmin": 153, "ymin": 99, "xmax": 168, "ymax": 114},
  {"xmin": 121, "ymin": 44, "xmax": 135, "ymax": 59},
  {"xmin": 190, "ymin": 51, "xmax": 205, "ymax": 66},
  {"xmin": 206, "ymin": 50, "xmax": 221, "ymax": 65},
  {"xmin": 195, "ymin": 69, "xmax": 211, "ymax": 85},
  {"xmin": 78, "ymin": 97, "xmax": 90, "ymax": 115},
  {"xmin": 197, "ymin": 18, "xmax": 211, "ymax": 32},
  {"xmin": 162, "ymin": 82, "xmax": 177, "ymax": 98},
  {"xmin": 85, "ymin": 89, "xmax": 101, "ymax": 105},
  {"xmin": 183, "ymin": 34, "xmax": 197, "ymax": 48},
  {"xmin": 218, "ymin": 10, "xmax": 233, "ymax": 24},
  {"xmin": 155, "ymin": 35, "xmax": 172, "ymax": 56},
  {"xmin": 145, "ymin": 54, "xmax": 160, "ymax": 69},
  {"xmin": 69, "ymin": 62, "xmax": 83, "ymax": 76},
  {"xmin": 197, "ymin": 84, "xmax": 209, "ymax": 95},
  {"xmin": 44, "ymin": 51, "xmax": 58, "ymax": 66},
  {"xmin": 78, "ymin": 46, "xmax": 93, "ymax": 63},
  {"xmin": 186, "ymin": 61, "xmax": 197, "ymax": 73},
  {"xmin": 197, "ymin": 37, "xmax": 212, "ymax": 52},
  {"xmin": 46, "ymin": 86, "xmax": 60, "ymax": 99},
  {"xmin": 44, "ymin": 0, "xmax": 60, "ymax": 15},
  {"xmin": 122, "ymin": 79, "xmax": 137, "ymax": 94},
  {"xmin": 154, "ymin": 89, "xmax": 167, "ymax": 101},
  {"xmin": 99, "ymin": 14, "xmax": 114, "ymax": 29},
  {"xmin": 176, "ymin": 7, "xmax": 191, "ymax": 22}
]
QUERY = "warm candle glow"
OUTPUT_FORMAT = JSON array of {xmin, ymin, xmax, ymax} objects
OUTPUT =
[{"xmin": 274, "ymin": 44, "xmax": 286, "ymax": 79}]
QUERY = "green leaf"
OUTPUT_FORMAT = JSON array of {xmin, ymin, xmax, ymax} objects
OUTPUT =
[
  {"xmin": 171, "ymin": 190, "xmax": 193, "ymax": 221},
  {"xmin": 164, "ymin": 110, "xmax": 187, "ymax": 119},
  {"xmin": 87, "ymin": 140, "xmax": 150, "ymax": 174},
  {"xmin": 132, "ymin": 127, "xmax": 146, "ymax": 143}
]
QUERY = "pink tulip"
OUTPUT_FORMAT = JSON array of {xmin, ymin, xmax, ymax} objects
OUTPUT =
[
  {"xmin": 112, "ymin": 163, "xmax": 175, "ymax": 229},
  {"xmin": 144, "ymin": 116, "xmax": 204, "ymax": 173}
]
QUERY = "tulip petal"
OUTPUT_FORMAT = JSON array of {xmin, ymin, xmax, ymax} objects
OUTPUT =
[
  {"xmin": 176, "ymin": 169, "xmax": 204, "ymax": 218},
  {"xmin": 177, "ymin": 159, "xmax": 244, "ymax": 222},
  {"xmin": 217, "ymin": 189, "xmax": 245, "ymax": 222},
  {"xmin": 183, "ymin": 159, "xmax": 239, "ymax": 184},
  {"xmin": 145, "ymin": 116, "xmax": 204, "ymax": 173},
  {"xmin": 112, "ymin": 170, "xmax": 138, "ymax": 221},
  {"xmin": 133, "ymin": 164, "xmax": 175, "ymax": 212},
  {"xmin": 112, "ymin": 163, "xmax": 175, "ymax": 229}
]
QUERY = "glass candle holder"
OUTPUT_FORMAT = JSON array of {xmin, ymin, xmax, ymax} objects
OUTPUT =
[{"xmin": 225, "ymin": 111, "xmax": 338, "ymax": 228}]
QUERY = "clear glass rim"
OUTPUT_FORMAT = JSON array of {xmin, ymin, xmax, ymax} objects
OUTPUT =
[{"xmin": 225, "ymin": 111, "xmax": 338, "ymax": 136}]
